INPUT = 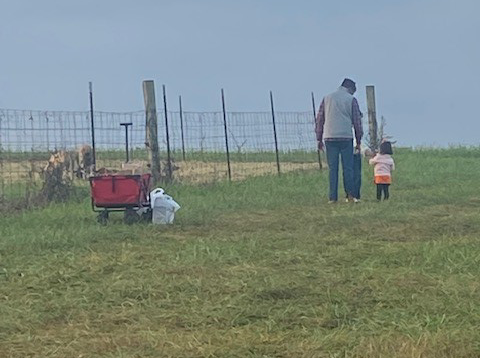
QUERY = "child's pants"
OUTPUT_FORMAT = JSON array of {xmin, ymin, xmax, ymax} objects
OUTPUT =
[{"xmin": 376, "ymin": 184, "xmax": 390, "ymax": 200}]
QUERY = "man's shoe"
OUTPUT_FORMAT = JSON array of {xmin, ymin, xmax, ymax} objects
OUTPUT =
[
  {"xmin": 328, "ymin": 200, "xmax": 337, "ymax": 204},
  {"xmin": 347, "ymin": 195, "xmax": 360, "ymax": 203}
]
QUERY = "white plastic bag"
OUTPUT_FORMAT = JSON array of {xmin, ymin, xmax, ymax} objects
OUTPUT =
[{"xmin": 150, "ymin": 188, "xmax": 181, "ymax": 224}]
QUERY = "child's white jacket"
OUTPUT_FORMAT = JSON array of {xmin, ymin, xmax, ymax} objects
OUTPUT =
[{"xmin": 369, "ymin": 154, "xmax": 395, "ymax": 176}]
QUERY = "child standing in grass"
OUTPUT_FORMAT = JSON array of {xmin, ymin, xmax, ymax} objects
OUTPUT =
[{"xmin": 369, "ymin": 141, "xmax": 395, "ymax": 200}]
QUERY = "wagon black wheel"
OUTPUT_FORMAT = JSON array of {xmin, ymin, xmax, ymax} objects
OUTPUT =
[
  {"xmin": 141, "ymin": 208, "xmax": 152, "ymax": 223},
  {"xmin": 124, "ymin": 208, "xmax": 139, "ymax": 225},
  {"xmin": 97, "ymin": 210, "xmax": 109, "ymax": 225}
]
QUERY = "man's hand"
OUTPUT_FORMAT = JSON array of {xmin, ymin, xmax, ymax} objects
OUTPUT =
[
  {"xmin": 317, "ymin": 141, "xmax": 324, "ymax": 151},
  {"xmin": 355, "ymin": 142, "xmax": 361, "ymax": 152},
  {"xmin": 364, "ymin": 148, "xmax": 376, "ymax": 159}
]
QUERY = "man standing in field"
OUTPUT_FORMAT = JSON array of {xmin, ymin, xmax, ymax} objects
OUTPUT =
[{"xmin": 315, "ymin": 78, "xmax": 363, "ymax": 203}]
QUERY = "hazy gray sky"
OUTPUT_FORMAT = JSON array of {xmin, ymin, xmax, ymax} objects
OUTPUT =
[{"xmin": 1, "ymin": 0, "xmax": 479, "ymax": 146}]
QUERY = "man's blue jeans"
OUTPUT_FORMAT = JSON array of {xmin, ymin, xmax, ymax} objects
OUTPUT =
[
  {"xmin": 344, "ymin": 152, "xmax": 362, "ymax": 199},
  {"xmin": 351, "ymin": 152, "xmax": 362, "ymax": 199},
  {"xmin": 325, "ymin": 140, "xmax": 354, "ymax": 201}
]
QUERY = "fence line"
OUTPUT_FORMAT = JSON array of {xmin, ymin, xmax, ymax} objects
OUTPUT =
[{"xmin": 0, "ymin": 107, "xmax": 322, "ymax": 204}]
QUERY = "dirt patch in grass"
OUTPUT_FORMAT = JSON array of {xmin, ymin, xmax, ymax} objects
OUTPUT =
[
  {"xmin": 0, "ymin": 159, "xmax": 321, "ymax": 186},
  {"xmin": 176, "ymin": 160, "xmax": 320, "ymax": 183}
]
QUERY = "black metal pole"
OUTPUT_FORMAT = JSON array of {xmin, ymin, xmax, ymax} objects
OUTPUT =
[
  {"xmin": 89, "ymin": 82, "xmax": 96, "ymax": 171},
  {"xmin": 163, "ymin": 85, "xmax": 173, "ymax": 182},
  {"xmin": 120, "ymin": 122, "xmax": 132, "ymax": 163},
  {"xmin": 179, "ymin": 95, "xmax": 186, "ymax": 161},
  {"xmin": 221, "ymin": 89, "xmax": 232, "ymax": 181},
  {"xmin": 125, "ymin": 125, "xmax": 129, "ymax": 162},
  {"xmin": 270, "ymin": 91, "xmax": 281, "ymax": 175},
  {"xmin": 311, "ymin": 92, "xmax": 323, "ymax": 170}
]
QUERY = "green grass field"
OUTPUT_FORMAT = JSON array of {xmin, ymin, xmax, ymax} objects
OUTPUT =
[{"xmin": 1, "ymin": 147, "xmax": 480, "ymax": 357}]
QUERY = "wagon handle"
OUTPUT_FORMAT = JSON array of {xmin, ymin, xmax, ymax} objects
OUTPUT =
[{"xmin": 120, "ymin": 122, "xmax": 133, "ymax": 163}]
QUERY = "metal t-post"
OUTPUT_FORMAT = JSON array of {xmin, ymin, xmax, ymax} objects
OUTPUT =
[
  {"xmin": 270, "ymin": 91, "xmax": 280, "ymax": 175},
  {"xmin": 162, "ymin": 85, "xmax": 173, "ymax": 182},
  {"xmin": 221, "ymin": 89, "xmax": 232, "ymax": 181},
  {"xmin": 89, "ymin": 82, "xmax": 96, "ymax": 171},
  {"xmin": 311, "ymin": 92, "xmax": 323, "ymax": 170}
]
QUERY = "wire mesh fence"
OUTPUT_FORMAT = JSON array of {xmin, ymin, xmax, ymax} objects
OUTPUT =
[{"xmin": 0, "ymin": 107, "xmax": 322, "ymax": 204}]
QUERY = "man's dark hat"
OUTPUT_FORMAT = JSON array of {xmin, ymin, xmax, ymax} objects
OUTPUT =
[{"xmin": 341, "ymin": 78, "xmax": 356, "ymax": 90}]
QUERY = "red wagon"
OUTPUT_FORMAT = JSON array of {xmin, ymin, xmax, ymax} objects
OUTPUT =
[{"xmin": 89, "ymin": 173, "xmax": 152, "ymax": 224}]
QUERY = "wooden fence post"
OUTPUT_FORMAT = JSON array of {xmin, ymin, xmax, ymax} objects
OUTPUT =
[
  {"xmin": 179, "ymin": 95, "xmax": 186, "ymax": 161},
  {"xmin": 366, "ymin": 85, "xmax": 378, "ymax": 150},
  {"xmin": 143, "ymin": 80, "xmax": 162, "ymax": 184}
]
